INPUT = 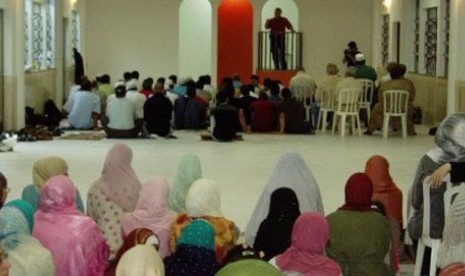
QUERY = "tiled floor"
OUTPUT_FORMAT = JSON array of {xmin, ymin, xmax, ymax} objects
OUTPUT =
[{"xmin": 2, "ymin": 126, "xmax": 431, "ymax": 274}]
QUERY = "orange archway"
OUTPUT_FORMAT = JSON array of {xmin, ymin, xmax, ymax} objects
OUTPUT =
[{"xmin": 217, "ymin": 0, "xmax": 253, "ymax": 85}]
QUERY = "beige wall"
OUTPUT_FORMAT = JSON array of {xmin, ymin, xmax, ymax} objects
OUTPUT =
[
  {"xmin": 25, "ymin": 70, "xmax": 57, "ymax": 114},
  {"xmin": 297, "ymin": 0, "xmax": 374, "ymax": 78},
  {"xmin": 84, "ymin": 0, "xmax": 374, "ymax": 81},
  {"xmin": 84, "ymin": 0, "xmax": 181, "ymax": 81}
]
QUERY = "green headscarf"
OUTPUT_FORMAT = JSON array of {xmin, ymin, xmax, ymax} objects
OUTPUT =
[
  {"xmin": 5, "ymin": 199, "xmax": 35, "ymax": 230},
  {"xmin": 177, "ymin": 219, "xmax": 214, "ymax": 250},
  {"xmin": 168, "ymin": 154, "xmax": 202, "ymax": 213},
  {"xmin": 215, "ymin": 259, "xmax": 282, "ymax": 276}
]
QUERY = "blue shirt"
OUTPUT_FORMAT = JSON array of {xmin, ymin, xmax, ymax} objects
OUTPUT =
[{"xmin": 68, "ymin": 90, "xmax": 101, "ymax": 129}]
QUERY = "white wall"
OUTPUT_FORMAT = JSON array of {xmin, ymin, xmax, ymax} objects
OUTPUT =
[
  {"xmin": 261, "ymin": 0, "xmax": 298, "ymax": 31},
  {"xmin": 179, "ymin": 0, "xmax": 212, "ymax": 80},
  {"xmin": 84, "ymin": 0, "xmax": 180, "ymax": 82}
]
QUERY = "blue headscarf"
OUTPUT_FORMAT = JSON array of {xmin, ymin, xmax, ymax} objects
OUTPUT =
[
  {"xmin": 0, "ymin": 206, "xmax": 31, "ymax": 250},
  {"xmin": 5, "ymin": 200, "xmax": 35, "ymax": 230}
]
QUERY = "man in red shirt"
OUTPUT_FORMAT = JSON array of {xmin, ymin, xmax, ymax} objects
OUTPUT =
[{"xmin": 265, "ymin": 8, "xmax": 295, "ymax": 70}]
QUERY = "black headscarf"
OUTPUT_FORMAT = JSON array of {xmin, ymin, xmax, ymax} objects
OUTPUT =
[{"xmin": 253, "ymin": 187, "xmax": 300, "ymax": 261}]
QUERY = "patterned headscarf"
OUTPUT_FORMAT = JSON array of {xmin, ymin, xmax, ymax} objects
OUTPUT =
[
  {"xmin": 168, "ymin": 154, "xmax": 202, "ymax": 213},
  {"xmin": 32, "ymin": 156, "xmax": 68, "ymax": 191},
  {"xmin": 94, "ymin": 143, "xmax": 141, "ymax": 212},
  {"xmin": 164, "ymin": 219, "xmax": 219, "ymax": 276},
  {"xmin": 427, "ymin": 113, "xmax": 465, "ymax": 163}
]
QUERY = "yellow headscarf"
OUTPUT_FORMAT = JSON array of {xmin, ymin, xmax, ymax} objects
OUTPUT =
[{"xmin": 32, "ymin": 156, "xmax": 68, "ymax": 191}]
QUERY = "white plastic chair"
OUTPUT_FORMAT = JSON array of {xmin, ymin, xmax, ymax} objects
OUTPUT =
[
  {"xmin": 413, "ymin": 176, "xmax": 452, "ymax": 276},
  {"xmin": 331, "ymin": 88, "xmax": 361, "ymax": 137},
  {"xmin": 358, "ymin": 79, "xmax": 374, "ymax": 123},
  {"xmin": 382, "ymin": 89, "xmax": 409, "ymax": 138},
  {"xmin": 316, "ymin": 86, "xmax": 335, "ymax": 133},
  {"xmin": 292, "ymin": 86, "xmax": 314, "ymax": 124}
]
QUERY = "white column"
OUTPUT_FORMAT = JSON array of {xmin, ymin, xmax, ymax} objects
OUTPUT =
[
  {"xmin": 14, "ymin": 0, "xmax": 25, "ymax": 129},
  {"xmin": 55, "ymin": 0, "xmax": 64, "ymax": 108},
  {"xmin": 372, "ymin": 0, "xmax": 382, "ymax": 68}
]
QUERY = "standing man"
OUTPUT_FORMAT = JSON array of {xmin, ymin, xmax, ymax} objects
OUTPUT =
[{"xmin": 265, "ymin": 8, "xmax": 295, "ymax": 70}]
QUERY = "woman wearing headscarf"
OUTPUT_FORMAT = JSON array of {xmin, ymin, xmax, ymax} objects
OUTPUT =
[
  {"xmin": 0, "ymin": 201, "xmax": 55, "ymax": 276},
  {"xmin": 439, "ymin": 263, "xmax": 465, "ymax": 276},
  {"xmin": 121, "ymin": 177, "xmax": 176, "ymax": 258},
  {"xmin": 245, "ymin": 152, "xmax": 324, "ymax": 247},
  {"xmin": 87, "ymin": 143, "xmax": 142, "ymax": 259},
  {"xmin": 116, "ymin": 245, "xmax": 164, "ymax": 276},
  {"xmin": 168, "ymin": 154, "xmax": 202, "ymax": 213},
  {"xmin": 105, "ymin": 228, "xmax": 159, "ymax": 276},
  {"xmin": 365, "ymin": 155, "xmax": 403, "ymax": 274},
  {"xmin": 21, "ymin": 156, "xmax": 84, "ymax": 212},
  {"xmin": 326, "ymin": 173, "xmax": 392, "ymax": 276},
  {"xmin": 437, "ymin": 185, "xmax": 465, "ymax": 268},
  {"xmin": 33, "ymin": 175, "xmax": 109, "ymax": 276},
  {"xmin": 365, "ymin": 155, "xmax": 403, "ymax": 227},
  {"xmin": 164, "ymin": 219, "xmax": 220, "ymax": 276},
  {"xmin": 253, "ymin": 187, "xmax": 300, "ymax": 261},
  {"xmin": 408, "ymin": 113, "xmax": 465, "ymax": 242},
  {"xmin": 270, "ymin": 212, "xmax": 341, "ymax": 276},
  {"xmin": 169, "ymin": 178, "xmax": 237, "ymax": 262}
]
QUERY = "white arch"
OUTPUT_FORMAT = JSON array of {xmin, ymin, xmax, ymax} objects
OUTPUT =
[
  {"xmin": 179, "ymin": 0, "xmax": 212, "ymax": 79},
  {"xmin": 261, "ymin": 0, "xmax": 299, "ymax": 31}
]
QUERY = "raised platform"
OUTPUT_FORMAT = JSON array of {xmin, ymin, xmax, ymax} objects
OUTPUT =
[{"xmin": 256, "ymin": 70, "xmax": 298, "ymax": 87}]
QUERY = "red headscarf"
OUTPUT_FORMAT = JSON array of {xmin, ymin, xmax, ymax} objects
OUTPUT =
[
  {"xmin": 339, "ymin": 173, "xmax": 375, "ymax": 212},
  {"xmin": 276, "ymin": 212, "xmax": 341, "ymax": 276},
  {"xmin": 439, "ymin": 263, "xmax": 465, "ymax": 276}
]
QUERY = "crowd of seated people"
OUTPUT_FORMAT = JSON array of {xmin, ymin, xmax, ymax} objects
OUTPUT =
[{"xmin": 1, "ymin": 112, "xmax": 465, "ymax": 275}]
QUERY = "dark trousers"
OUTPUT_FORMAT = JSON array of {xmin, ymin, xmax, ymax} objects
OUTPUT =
[
  {"xmin": 270, "ymin": 34, "xmax": 287, "ymax": 70},
  {"xmin": 101, "ymin": 116, "xmax": 143, "ymax": 138}
]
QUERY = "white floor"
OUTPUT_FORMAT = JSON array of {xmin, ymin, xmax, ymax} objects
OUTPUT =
[{"xmin": 2, "ymin": 126, "xmax": 431, "ymax": 274}]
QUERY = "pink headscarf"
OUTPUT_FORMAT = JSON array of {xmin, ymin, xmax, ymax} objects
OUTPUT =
[
  {"xmin": 94, "ymin": 143, "xmax": 141, "ymax": 212},
  {"xmin": 276, "ymin": 212, "xmax": 341, "ymax": 276},
  {"xmin": 33, "ymin": 175, "xmax": 109, "ymax": 276},
  {"xmin": 120, "ymin": 176, "xmax": 176, "ymax": 258}
]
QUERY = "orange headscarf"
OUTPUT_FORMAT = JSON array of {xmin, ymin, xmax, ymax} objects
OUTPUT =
[{"xmin": 365, "ymin": 155, "xmax": 403, "ymax": 227}]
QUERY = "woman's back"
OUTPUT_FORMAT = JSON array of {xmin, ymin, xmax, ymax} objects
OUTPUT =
[{"xmin": 327, "ymin": 210, "xmax": 391, "ymax": 276}]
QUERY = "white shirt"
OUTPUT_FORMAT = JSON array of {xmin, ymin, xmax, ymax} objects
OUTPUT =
[
  {"xmin": 290, "ymin": 71, "xmax": 317, "ymax": 98},
  {"xmin": 125, "ymin": 90, "xmax": 146, "ymax": 118},
  {"xmin": 106, "ymin": 96, "xmax": 137, "ymax": 129}
]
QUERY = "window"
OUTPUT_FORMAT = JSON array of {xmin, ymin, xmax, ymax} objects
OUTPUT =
[
  {"xmin": 424, "ymin": 8, "xmax": 437, "ymax": 76},
  {"xmin": 413, "ymin": 0, "xmax": 420, "ymax": 73},
  {"xmin": 381, "ymin": 15, "xmax": 389, "ymax": 67},
  {"xmin": 24, "ymin": 0, "xmax": 55, "ymax": 71},
  {"xmin": 443, "ymin": 0, "xmax": 450, "ymax": 77}
]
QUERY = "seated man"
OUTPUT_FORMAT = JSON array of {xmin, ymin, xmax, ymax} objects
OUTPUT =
[
  {"xmin": 174, "ymin": 81, "xmax": 208, "ymax": 130},
  {"xmin": 238, "ymin": 85, "xmax": 258, "ymax": 133},
  {"xmin": 364, "ymin": 64, "xmax": 416, "ymax": 136},
  {"xmin": 203, "ymin": 91, "xmax": 240, "ymax": 142},
  {"xmin": 250, "ymin": 91, "xmax": 279, "ymax": 132},
  {"xmin": 278, "ymin": 88, "xmax": 313, "ymax": 134},
  {"xmin": 144, "ymin": 84, "xmax": 176, "ymax": 138},
  {"xmin": 67, "ymin": 77, "xmax": 101, "ymax": 130},
  {"xmin": 101, "ymin": 83, "xmax": 143, "ymax": 138}
]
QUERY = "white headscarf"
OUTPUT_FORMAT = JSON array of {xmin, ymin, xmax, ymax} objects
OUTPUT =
[
  {"xmin": 116, "ymin": 244, "xmax": 164, "ymax": 276},
  {"xmin": 185, "ymin": 178, "xmax": 223, "ymax": 218},
  {"xmin": 427, "ymin": 113, "xmax": 465, "ymax": 163},
  {"xmin": 245, "ymin": 152, "xmax": 324, "ymax": 246}
]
